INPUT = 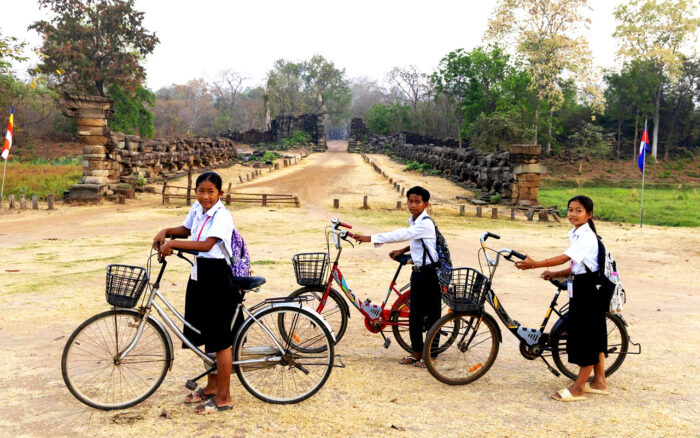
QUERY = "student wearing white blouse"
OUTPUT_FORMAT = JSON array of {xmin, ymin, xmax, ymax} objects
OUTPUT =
[{"xmin": 515, "ymin": 195, "xmax": 610, "ymax": 402}]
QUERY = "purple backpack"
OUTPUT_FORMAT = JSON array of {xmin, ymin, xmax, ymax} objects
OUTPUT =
[{"xmin": 219, "ymin": 227, "xmax": 251, "ymax": 277}]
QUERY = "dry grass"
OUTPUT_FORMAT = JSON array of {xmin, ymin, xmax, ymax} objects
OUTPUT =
[{"xmin": 0, "ymin": 143, "xmax": 698, "ymax": 437}]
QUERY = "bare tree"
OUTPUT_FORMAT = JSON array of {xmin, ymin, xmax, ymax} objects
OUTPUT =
[{"xmin": 386, "ymin": 66, "xmax": 431, "ymax": 110}]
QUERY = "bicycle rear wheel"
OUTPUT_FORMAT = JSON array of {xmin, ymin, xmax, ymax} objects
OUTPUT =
[
  {"xmin": 287, "ymin": 286, "xmax": 348, "ymax": 344},
  {"xmin": 423, "ymin": 311, "xmax": 499, "ymax": 385},
  {"xmin": 61, "ymin": 309, "xmax": 171, "ymax": 410},
  {"xmin": 551, "ymin": 313, "xmax": 629, "ymax": 381},
  {"xmin": 391, "ymin": 294, "xmax": 458, "ymax": 354},
  {"xmin": 234, "ymin": 307, "xmax": 334, "ymax": 404}
]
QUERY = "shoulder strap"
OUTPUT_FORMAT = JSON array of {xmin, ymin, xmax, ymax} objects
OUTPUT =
[{"xmin": 419, "ymin": 216, "xmax": 436, "ymax": 265}]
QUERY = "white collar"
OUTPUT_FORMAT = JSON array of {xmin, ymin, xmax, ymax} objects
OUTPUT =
[
  {"xmin": 197, "ymin": 199, "xmax": 225, "ymax": 217},
  {"xmin": 409, "ymin": 209, "xmax": 430, "ymax": 225},
  {"xmin": 568, "ymin": 222, "xmax": 592, "ymax": 238}
]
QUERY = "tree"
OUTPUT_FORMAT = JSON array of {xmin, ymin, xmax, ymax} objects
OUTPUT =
[
  {"xmin": 0, "ymin": 30, "xmax": 27, "ymax": 75},
  {"xmin": 486, "ymin": 0, "xmax": 594, "ymax": 153},
  {"xmin": 364, "ymin": 103, "xmax": 412, "ymax": 135},
  {"xmin": 431, "ymin": 49, "xmax": 471, "ymax": 147},
  {"xmin": 386, "ymin": 65, "xmax": 430, "ymax": 110},
  {"xmin": 107, "ymin": 84, "xmax": 155, "ymax": 138},
  {"xmin": 30, "ymin": 0, "xmax": 159, "ymax": 97},
  {"xmin": 300, "ymin": 55, "xmax": 351, "ymax": 121},
  {"xmin": 266, "ymin": 59, "xmax": 304, "ymax": 117},
  {"xmin": 613, "ymin": 0, "xmax": 700, "ymax": 158},
  {"xmin": 660, "ymin": 57, "xmax": 700, "ymax": 158}
]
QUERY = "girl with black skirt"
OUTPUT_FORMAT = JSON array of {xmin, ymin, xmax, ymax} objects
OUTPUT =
[
  {"xmin": 153, "ymin": 171, "xmax": 242, "ymax": 414},
  {"xmin": 515, "ymin": 195, "xmax": 609, "ymax": 402}
]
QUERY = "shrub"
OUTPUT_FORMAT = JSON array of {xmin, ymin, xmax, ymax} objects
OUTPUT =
[{"xmin": 490, "ymin": 193, "xmax": 502, "ymax": 204}]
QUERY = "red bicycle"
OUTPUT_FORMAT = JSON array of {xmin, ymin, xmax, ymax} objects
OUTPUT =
[{"xmin": 287, "ymin": 218, "xmax": 455, "ymax": 352}]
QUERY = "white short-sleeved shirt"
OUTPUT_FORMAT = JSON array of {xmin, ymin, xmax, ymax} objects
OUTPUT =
[
  {"xmin": 370, "ymin": 210, "xmax": 438, "ymax": 267},
  {"xmin": 183, "ymin": 199, "xmax": 234, "ymax": 259},
  {"xmin": 564, "ymin": 223, "xmax": 599, "ymax": 275}
]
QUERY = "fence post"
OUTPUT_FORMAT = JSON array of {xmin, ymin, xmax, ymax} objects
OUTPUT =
[
  {"xmin": 396, "ymin": 200, "xmax": 402, "ymax": 209},
  {"xmin": 401, "ymin": 187, "xmax": 405, "ymax": 196},
  {"xmin": 538, "ymin": 210, "xmax": 549, "ymax": 222},
  {"xmin": 362, "ymin": 195, "xmax": 369, "ymax": 210},
  {"xmin": 117, "ymin": 194, "xmax": 126, "ymax": 204},
  {"xmin": 32, "ymin": 195, "xmax": 39, "ymax": 210},
  {"xmin": 8, "ymin": 194, "xmax": 14, "ymax": 209},
  {"xmin": 492, "ymin": 208, "xmax": 498, "ymax": 219},
  {"xmin": 239, "ymin": 175, "xmax": 243, "ymax": 183},
  {"xmin": 510, "ymin": 208, "xmax": 516, "ymax": 220},
  {"xmin": 476, "ymin": 206, "xmax": 482, "ymax": 217},
  {"xmin": 162, "ymin": 182, "xmax": 168, "ymax": 205},
  {"xmin": 333, "ymin": 199, "xmax": 339, "ymax": 209},
  {"xmin": 20, "ymin": 195, "xmax": 26, "ymax": 210},
  {"xmin": 262, "ymin": 194, "xmax": 267, "ymax": 206},
  {"xmin": 47, "ymin": 194, "xmax": 55, "ymax": 210},
  {"xmin": 526, "ymin": 208, "xmax": 535, "ymax": 221},
  {"xmin": 226, "ymin": 183, "xmax": 232, "ymax": 205},
  {"xmin": 460, "ymin": 205, "xmax": 465, "ymax": 216},
  {"xmin": 294, "ymin": 196, "xmax": 300, "ymax": 208},
  {"xmin": 186, "ymin": 164, "xmax": 192, "ymax": 205}
]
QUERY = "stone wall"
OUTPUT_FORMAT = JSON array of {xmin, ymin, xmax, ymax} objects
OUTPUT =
[
  {"xmin": 63, "ymin": 93, "xmax": 239, "ymax": 201},
  {"xmin": 222, "ymin": 113, "xmax": 326, "ymax": 150},
  {"xmin": 347, "ymin": 117, "xmax": 543, "ymax": 205}
]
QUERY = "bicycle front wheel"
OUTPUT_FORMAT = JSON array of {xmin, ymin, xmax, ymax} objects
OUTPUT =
[
  {"xmin": 61, "ymin": 310, "xmax": 171, "ymax": 410},
  {"xmin": 423, "ymin": 311, "xmax": 499, "ymax": 385},
  {"xmin": 234, "ymin": 307, "xmax": 334, "ymax": 404},
  {"xmin": 551, "ymin": 313, "xmax": 629, "ymax": 381},
  {"xmin": 287, "ymin": 286, "xmax": 348, "ymax": 344}
]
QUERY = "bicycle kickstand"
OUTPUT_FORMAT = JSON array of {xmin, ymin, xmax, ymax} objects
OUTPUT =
[
  {"xmin": 540, "ymin": 356, "xmax": 560, "ymax": 377},
  {"xmin": 379, "ymin": 330, "xmax": 391, "ymax": 349}
]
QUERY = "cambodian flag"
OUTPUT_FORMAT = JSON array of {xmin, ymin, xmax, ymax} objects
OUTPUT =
[
  {"xmin": 1, "ymin": 106, "xmax": 13, "ymax": 160},
  {"xmin": 637, "ymin": 120, "xmax": 649, "ymax": 173}
]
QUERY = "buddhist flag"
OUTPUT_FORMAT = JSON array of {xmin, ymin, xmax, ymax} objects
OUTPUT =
[
  {"xmin": 1, "ymin": 106, "xmax": 13, "ymax": 160},
  {"xmin": 637, "ymin": 120, "xmax": 649, "ymax": 173}
]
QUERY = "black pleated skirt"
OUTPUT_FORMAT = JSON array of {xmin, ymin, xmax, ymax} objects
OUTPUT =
[
  {"xmin": 182, "ymin": 258, "xmax": 243, "ymax": 352},
  {"xmin": 566, "ymin": 272, "xmax": 608, "ymax": 367}
]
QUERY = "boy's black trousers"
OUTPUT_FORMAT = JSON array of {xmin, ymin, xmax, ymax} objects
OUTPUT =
[{"xmin": 409, "ymin": 265, "xmax": 442, "ymax": 357}]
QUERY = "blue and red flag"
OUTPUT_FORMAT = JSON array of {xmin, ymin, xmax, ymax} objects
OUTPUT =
[{"xmin": 637, "ymin": 120, "xmax": 649, "ymax": 173}]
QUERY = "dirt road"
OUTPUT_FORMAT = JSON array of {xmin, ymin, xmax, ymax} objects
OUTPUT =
[{"xmin": 0, "ymin": 142, "xmax": 698, "ymax": 437}]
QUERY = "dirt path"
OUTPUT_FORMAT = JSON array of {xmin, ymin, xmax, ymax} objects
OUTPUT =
[{"xmin": 0, "ymin": 143, "xmax": 698, "ymax": 437}]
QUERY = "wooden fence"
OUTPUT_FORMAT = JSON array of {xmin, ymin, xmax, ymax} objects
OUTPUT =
[{"xmin": 162, "ymin": 182, "xmax": 299, "ymax": 207}]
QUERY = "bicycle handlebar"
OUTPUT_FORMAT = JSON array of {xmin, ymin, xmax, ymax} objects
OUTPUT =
[{"xmin": 331, "ymin": 218, "xmax": 352, "ymax": 229}]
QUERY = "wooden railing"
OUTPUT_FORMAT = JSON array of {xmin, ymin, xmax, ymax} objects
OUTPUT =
[{"xmin": 162, "ymin": 182, "xmax": 299, "ymax": 207}]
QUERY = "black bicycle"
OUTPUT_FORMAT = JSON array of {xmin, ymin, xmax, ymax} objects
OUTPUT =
[{"xmin": 423, "ymin": 231, "xmax": 641, "ymax": 385}]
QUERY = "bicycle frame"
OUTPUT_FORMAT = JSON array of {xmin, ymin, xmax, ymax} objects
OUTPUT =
[{"xmin": 117, "ymin": 256, "xmax": 290, "ymax": 369}]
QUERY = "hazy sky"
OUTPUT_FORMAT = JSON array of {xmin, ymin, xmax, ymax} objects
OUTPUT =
[{"xmin": 6, "ymin": 0, "xmax": 628, "ymax": 90}]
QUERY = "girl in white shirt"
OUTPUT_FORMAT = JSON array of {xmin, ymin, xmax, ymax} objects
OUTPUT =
[
  {"xmin": 153, "ymin": 171, "xmax": 238, "ymax": 414},
  {"xmin": 515, "ymin": 195, "xmax": 609, "ymax": 402}
]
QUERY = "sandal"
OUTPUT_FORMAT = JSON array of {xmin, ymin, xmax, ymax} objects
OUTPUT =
[
  {"xmin": 184, "ymin": 388, "xmax": 215, "ymax": 404},
  {"xmin": 194, "ymin": 398, "xmax": 233, "ymax": 415},
  {"xmin": 584, "ymin": 383, "xmax": 609, "ymax": 395},
  {"xmin": 414, "ymin": 359, "xmax": 426, "ymax": 368},
  {"xmin": 399, "ymin": 355, "xmax": 419, "ymax": 365},
  {"xmin": 552, "ymin": 388, "xmax": 586, "ymax": 402}
]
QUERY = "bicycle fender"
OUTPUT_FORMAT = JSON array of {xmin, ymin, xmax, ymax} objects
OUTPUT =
[
  {"xmin": 482, "ymin": 312, "xmax": 503, "ymax": 343},
  {"xmin": 611, "ymin": 313, "xmax": 628, "ymax": 327},
  {"xmin": 551, "ymin": 311, "xmax": 568, "ymax": 337},
  {"xmin": 255, "ymin": 302, "xmax": 337, "ymax": 343},
  {"xmin": 120, "ymin": 309, "xmax": 175, "ymax": 371}
]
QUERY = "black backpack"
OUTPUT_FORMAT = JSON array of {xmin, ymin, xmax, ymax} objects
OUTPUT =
[{"xmin": 420, "ymin": 217, "xmax": 453, "ymax": 291}]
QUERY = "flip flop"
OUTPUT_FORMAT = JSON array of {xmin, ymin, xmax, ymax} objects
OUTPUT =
[
  {"xmin": 194, "ymin": 398, "xmax": 233, "ymax": 415},
  {"xmin": 399, "ymin": 355, "xmax": 419, "ymax": 365},
  {"xmin": 184, "ymin": 388, "xmax": 215, "ymax": 404},
  {"xmin": 584, "ymin": 383, "xmax": 610, "ymax": 395},
  {"xmin": 552, "ymin": 388, "xmax": 586, "ymax": 402}
]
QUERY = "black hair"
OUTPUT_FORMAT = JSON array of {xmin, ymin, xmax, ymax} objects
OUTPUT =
[
  {"xmin": 406, "ymin": 186, "xmax": 430, "ymax": 203},
  {"xmin": 567, "ymin": 195, "xmax": 597, "ymax": 235},
  {"xmin": 195, "ymin": 171, "xmax": 223, "ymax": 191}
]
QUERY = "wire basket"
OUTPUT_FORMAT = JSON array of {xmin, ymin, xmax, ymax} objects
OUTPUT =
[
  {"xmin": 442, "ymin": 267, "xmax": 490, "ymax": 312},
  {"xmin": 105, "ymin": 264, "xmax": 149, "ymax": 308},
  {"xmin": 292, "ymin": 252, "xmax": 329, "ymax": 287}
]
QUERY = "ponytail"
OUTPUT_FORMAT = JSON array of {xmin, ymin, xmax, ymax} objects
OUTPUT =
[{"xmin": 568, "ymin": 195, "xmax": 599, "ymax": 237}]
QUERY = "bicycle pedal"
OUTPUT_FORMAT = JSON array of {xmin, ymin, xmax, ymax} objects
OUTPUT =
[
  {"xmin": 185, "ymin": 380, "xmax": 197, "ymax": 391},
  {"xmin": 383, "ymin": 338, "xmax": 391, "ymax": 349}
]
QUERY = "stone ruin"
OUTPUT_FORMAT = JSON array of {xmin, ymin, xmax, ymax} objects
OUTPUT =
[
  {"xmin": 347, "ymin": 117, "xmax": 544, "ymax": 205},
  {"xmin": 221, "ymin": 113, "xmax": 326, "ymax": 151},
  {"xmin": 63, "ymin": 93, "xmax": 240, "ymax": 201}
]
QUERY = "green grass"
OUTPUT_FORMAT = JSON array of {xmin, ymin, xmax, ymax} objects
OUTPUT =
[
  {"xmin": 1, "ymin": 160, "xmax": 82, "ymax": 200},
  {"xmin": 538, "ymin": 186, "xmax": 700, "ymax": 227}
]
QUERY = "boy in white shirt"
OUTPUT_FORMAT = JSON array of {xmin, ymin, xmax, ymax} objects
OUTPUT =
[{"xmin": 350, "ymin": 186, "xmax": 441, "ymax": 367}]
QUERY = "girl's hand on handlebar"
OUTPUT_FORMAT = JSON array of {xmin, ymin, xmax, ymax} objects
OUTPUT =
[
  {"xmin": 153, "ymin": 228, "xmax": 168, "ymax": 250},
  {"xmin": 159, "ymin": 241, "xmax": 174, "ymax": 257},
  {"xmin": 515, "ymin": 255, "xmax": 535, "ymax": 270},
  {"xmin": 541, "ymin": 270, "xmax": 555, "ymax": 280}
]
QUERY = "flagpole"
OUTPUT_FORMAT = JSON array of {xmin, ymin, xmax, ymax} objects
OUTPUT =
[{"xmin": 640, "ymin": 120, "xmax": 647, "ymax": 228}]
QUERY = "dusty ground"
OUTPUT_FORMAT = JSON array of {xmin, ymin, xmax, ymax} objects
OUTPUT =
[{"xmin": 0, "ymin": 141, "xmax": 698, "ymax": 437}]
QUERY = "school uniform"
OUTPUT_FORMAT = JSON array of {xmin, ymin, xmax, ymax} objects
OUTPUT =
[
  {"xmin": 564, "ymin": 222, "xmax": 607, "ymax": 367},
  {"xmin": 182, "ymin": 199, "xmax": 243, "ymax": 353},
  {"xmin": 371, "ymin": 210, "xmax": 441, "ymax": 356}
]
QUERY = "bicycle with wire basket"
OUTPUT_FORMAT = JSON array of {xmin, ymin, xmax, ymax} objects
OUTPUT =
[
  {"xmin": 60, "ymin": 243, "xmax": 336, "ymax": 410},
  {"xmin": 285, "ymin": 218, "xmax": 458, "ymax": 353},
  {"xmin": 422, "ymin": 231, "xmax": 641, "ymax": 385}
]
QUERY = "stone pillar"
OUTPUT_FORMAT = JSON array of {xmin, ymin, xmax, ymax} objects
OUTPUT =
[
  {"xmin": 63, "ymin": 93, "xmax": 116, "ymax": 201},
  {"xmin": 509, "ymin": 145, "xmax": 546, "ymax": 206}
]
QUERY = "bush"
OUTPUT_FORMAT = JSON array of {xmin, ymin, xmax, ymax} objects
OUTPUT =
[
  {"xmin": 405, "ymin": 160, "xmax": 440, "ymax": 175},
  {"xmin": 365, "ymin": 103, "xmax": 412, "ymax": 135},
  {"xmin": 490, "ymin": 193, "xmax": 502, "ymax": 204}
]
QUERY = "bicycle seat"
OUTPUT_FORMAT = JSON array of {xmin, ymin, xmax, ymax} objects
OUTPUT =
[
  {"xmin": 233, "ymin": 276, "xmax": 266, "ymax": 291},
  {"xmin": 394, "ymin": 254, "xmax": 413, "ymax": 265}
]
